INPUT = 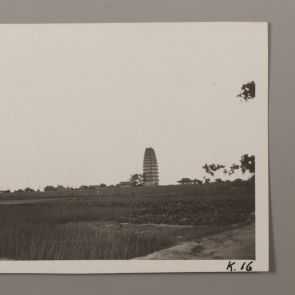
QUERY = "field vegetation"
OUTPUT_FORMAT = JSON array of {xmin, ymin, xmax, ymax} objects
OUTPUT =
[{"xmin": 0, "ymin": 180, "xmax": 254, "ymax": 260}]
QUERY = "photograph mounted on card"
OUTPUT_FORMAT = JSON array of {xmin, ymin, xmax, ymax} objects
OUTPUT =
[{"xmin": 0, "ymin": 22, "xmax": 268, "ymax": 273}]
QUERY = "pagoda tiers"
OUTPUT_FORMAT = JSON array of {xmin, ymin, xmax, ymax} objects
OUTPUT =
[{"xmin": 143, "ymin": 147, "xmax": 159, "ymax": 186}]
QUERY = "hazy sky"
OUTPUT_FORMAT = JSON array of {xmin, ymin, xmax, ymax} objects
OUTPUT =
[{"xmin": 0, "ymin": 23, "xmax": 267, "ymax": 190}]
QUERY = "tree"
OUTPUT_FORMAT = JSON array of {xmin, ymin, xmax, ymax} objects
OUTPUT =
[
  {"xmin": 130, "ymin": 174, "xmax": 144, "ymax": 186},
  {"xmin": 237, "ymin": 81, "xmax": 255, "ymax": 101},
  {"xmin": 193, "ymin": 179, "xmax": 203, "ymax": 185},
  {"xmin": 202, "ymin": 163, "xmax": 225, "ymax": 177},
  {"xmin": 44, "ymin": 185, "xmax": 55, "ymax": 192},
  {"xmin": 240, "ymin": 154, "xmax": 255, "ymax": 174},
  {"xmin": 202, "ymin": 164, "xmax": 214, "ymax": 176},
  {"xmin": 56, "ymin": 185, "xmax": 66, "ymax": 191},
  {"xmin": 99, "ymin": 183, "xmax": 107, "ymax": 188},
  {"xmin": 228, "ymin": 163, "xmax": 240, "ymax": 175},
  {"xmin": 24, "ymin": 187, "xmax": 35, "ymax": 192},
  {"xmin": 203, "ymin": 177, "xmax": 211, "ymax": 184}
]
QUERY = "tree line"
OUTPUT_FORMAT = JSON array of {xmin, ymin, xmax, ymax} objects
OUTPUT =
[
  {"xmin": 177, "ymin": 154, "xmax": 255, "ymax": 185},
  {"xmin": 1, "ymin": 154, "xmax": 255, "ymax": 193}
]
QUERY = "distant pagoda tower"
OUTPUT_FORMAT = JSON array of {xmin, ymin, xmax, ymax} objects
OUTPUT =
[{"xmin": 143, "ymin": 147, "xmax": 159, "ymax": 186}]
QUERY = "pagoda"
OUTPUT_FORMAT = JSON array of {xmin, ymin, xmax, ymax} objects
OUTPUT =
[{"xmin": 143, "ymin": 147, "xmax": 159, "ymax": 186}]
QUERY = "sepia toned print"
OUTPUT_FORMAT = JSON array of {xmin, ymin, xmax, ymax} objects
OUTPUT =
[{"xmin": 0, "ymin": 23, "xmax": 268, "ymax": 272}]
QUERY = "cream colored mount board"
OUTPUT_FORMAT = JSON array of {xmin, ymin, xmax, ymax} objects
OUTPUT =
[{"xmin": 0, "ymin": 22, "xmax": 268, "ymax": 273}]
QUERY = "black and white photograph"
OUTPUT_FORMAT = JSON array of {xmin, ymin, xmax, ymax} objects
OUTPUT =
[{"xmin": 0, "ymin": 22, "xmax": 268, "ymax": 273}]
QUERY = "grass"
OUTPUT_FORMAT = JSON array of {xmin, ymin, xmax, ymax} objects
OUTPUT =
[
  {"xmin": 0, "ymin": 220, "xmax": 173, "ymax": 260},
  {"xmin": 0, "ymin": 181, "xmax": 255, "ymax": 260}
]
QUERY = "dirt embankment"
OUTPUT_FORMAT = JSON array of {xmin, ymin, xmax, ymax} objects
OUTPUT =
[{"xmin": 133, "ymin": 222, "xmax": 255, "ymax": 260}]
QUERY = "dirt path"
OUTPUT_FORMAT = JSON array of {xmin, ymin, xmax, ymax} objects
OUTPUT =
[{"xmin": 133, "ymin": 222, "xmax": 255, "ymax": 260}]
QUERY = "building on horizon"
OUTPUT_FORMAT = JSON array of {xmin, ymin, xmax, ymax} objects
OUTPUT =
[{"xmin": 143, "ymin": 147, "xmax": 159, "ymax": 186}]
